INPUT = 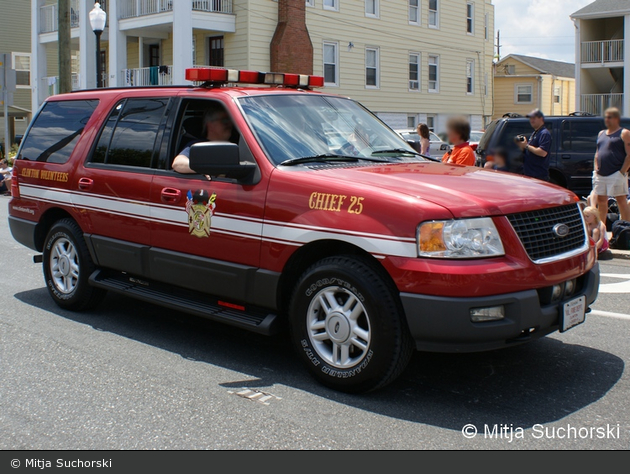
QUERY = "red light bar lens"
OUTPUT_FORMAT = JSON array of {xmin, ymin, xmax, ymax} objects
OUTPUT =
[
  {"xmin": 308, "ymin": 75, "xmax": 325, "ymax": 88},
  {"xmin": 186, "ymin": 68, "xmax": 228, "ymax": 82},
  {"xmin": 239, "ymin": 70, "xmax": 263, "ymax": 84},
  {"xmin": 283, "ymin": 74, "xmax": 300, "ymax": 86}
]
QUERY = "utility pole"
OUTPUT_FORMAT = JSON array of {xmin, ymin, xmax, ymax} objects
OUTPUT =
[
  {"xmin": 58, "ymin": 0, "xmax": 72, "ymax": 93},
  {"xmin": 496, "ymin": 30, "xmax": 502, "ymax": 62}
]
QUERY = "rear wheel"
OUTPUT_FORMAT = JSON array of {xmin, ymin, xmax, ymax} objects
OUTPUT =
[
  {"xmin": 43, "ymin": 219, "xmax": 106, "ymax": 311},
  {"xmin": 289, "ymin": 256, "xmax": 413, "ymax": 393}
]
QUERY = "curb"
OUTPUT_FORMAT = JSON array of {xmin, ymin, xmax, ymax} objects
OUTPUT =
[{"xmin": 611, "ymin": 249, "xmax": 630, "ymax": 261}]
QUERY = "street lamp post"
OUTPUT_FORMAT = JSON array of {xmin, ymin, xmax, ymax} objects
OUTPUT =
[{"xmin": 89, "ymin": 3, "xmax": 107, "ymax": 88}]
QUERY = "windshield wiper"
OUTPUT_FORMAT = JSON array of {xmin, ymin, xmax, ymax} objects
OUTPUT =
[
  {"xmin": 371, "ymin": 148, "xmax": 420, "ymax": 156},
  {"xmin": 280, "ymin": 154, "xmax": 360, "ymax": 167}
]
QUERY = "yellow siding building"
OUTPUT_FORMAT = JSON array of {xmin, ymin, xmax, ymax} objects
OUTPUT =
[
  {"xmin": 32, "ymin": 0, "xmax": 495, "ymax": 133},
  {"xmin": 494, "ymin": 54, "xmax": 576, "ymax": 120}
]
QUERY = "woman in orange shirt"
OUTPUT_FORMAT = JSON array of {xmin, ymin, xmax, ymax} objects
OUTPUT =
[{"xmin": 442, "ymin": 116, "xmax": 476, "ymax": 166}]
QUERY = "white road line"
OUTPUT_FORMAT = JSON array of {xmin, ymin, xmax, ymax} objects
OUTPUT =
[{"xmin": 590, "ymin": 310, "xmax": 630, "ymax": 321}]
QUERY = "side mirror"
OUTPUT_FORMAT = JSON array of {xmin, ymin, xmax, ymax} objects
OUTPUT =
[{"xmin": 189, "ymin": 142, "xmax": 257, "ymax": 180}]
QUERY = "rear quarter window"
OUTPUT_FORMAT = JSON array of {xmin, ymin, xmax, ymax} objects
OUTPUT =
[{"xmin": 18, "ymin": 100, "xmax": 98, "ymax": 163}]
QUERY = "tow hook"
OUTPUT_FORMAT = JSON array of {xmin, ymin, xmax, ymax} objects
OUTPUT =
[{"xmin": 33, "ymin": 255, "xmax": 43, "ymax": 264}]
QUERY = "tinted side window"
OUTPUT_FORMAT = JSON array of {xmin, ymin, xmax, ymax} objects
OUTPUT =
[
  {"xmin": 92, "ymin": 98, "xmax": 169, "ymax": 168},
  {"xmin": 18, "ymin": 100, "xmax": 98, "ymax": 163},
  {"xmin": 561, "ymin": 120, "xmax": 602, "ymax": 152}
]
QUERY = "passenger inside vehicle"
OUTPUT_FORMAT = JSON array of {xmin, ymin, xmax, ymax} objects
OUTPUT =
[{"xmin": 172, "ymin": 103, "xmax": 235, "ymax": 174}]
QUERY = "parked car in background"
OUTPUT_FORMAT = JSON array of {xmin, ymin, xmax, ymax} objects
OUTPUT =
[
  {"xmin": 477, "ymin": 113, "xmax": 630, "ymax": 197},
  {"xmin": 396, "ymin": 129, "xmax": 450, "ymax": 159},
  {"xmin": 469, "ymin": 130, "xmax": 484, "ymax": 152}
]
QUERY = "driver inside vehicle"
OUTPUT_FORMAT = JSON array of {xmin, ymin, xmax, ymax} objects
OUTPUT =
[{"xmin": 173, "ymin": 104, "xmax": 234, "ymax": 174}]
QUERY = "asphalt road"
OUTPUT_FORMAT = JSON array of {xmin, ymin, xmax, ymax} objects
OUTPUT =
[{"xmin": 1, "ymin": 198, "xmax": 629, "ymax": 450}]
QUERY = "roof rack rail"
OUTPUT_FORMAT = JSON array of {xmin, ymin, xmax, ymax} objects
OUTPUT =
[
  {"xmin": 502, "ymin": 113, "xmax": 523, "ymax": 118},
  {"xmin": 70, "ymin": 85, "xmax": 195, "ymax": 94},
  {"xmin": 568, "ymin": 111, "xmax": 596, "ymax": 117}
]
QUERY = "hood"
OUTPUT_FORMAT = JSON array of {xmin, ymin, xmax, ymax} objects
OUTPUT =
[{"xmin": 314, "ymin": 162, "xmax": 577, "ymax": 218}]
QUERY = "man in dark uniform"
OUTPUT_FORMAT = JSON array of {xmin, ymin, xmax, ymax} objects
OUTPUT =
[{"xmin": 517, "ymin": 109, "xmax": 553, "ymax": 181}]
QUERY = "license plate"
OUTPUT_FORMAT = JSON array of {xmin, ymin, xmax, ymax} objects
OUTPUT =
[{"xmin": 561, "ymin": 296, "xmax": 586, "ymax": 332}]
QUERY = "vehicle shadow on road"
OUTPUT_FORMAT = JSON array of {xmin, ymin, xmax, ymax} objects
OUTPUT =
[{"xmin": 15, "ymin": 288, "xmax": 624, "ymax": 432}]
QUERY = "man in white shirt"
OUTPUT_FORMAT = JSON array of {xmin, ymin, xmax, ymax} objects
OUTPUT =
[{"xmin": 0, "ymin": 159, "xmax": 13, "ymax": 195}]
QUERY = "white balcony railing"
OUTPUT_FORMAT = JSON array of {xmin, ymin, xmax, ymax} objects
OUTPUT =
[
  {"xmin": 122, "ymin": 66, "xmax": 173, "ymax": 86},
  {"xmin": 119, "ymin": 0, "xmax": 173, "ymax": 19},
  {"xmin": 192, "ymin": 0, "xmax": 233, "ymax": 14},
  {"xmin": 40, "ymin": 0, "xmax": 82, "ymax": 34},
  {"xmin": 581, "ymin": 39, "xmax": 624, "ymax": 64},
  {"xmin": 44, "ymin": 74, "xmax": 82, "ymax": 97},
  {"xmin": 119, "ymin": 0, "xmax": 232, "ymax": 18},
  {"xmin": 581, "ymin": 93, "xmax": 624, "ymax": 116}
]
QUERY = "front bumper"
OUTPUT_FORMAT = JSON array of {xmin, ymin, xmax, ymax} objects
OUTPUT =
[{"xmin": 401, "ymin": 264, "xmax": 599, "ymax": 353}]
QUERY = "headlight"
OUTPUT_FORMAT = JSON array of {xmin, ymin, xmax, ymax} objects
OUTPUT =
[{"xmin": 417, "ymin": 218, "xmax": 505, "ymax": 259}]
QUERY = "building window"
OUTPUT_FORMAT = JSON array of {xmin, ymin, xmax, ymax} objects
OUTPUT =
[
  {"xmin": 323, "ymin": 0, "xmax": 338, "ymax": 11},
  {"xmin": 409, "ymin": 0, "xmax": 419, "ymax": 24},
  {"xmin": 428, "ymin": 55, "xmax": 439, "ymax": 93},
  {"xmin": 407, "ymin": 115, "xmax": 417, "ymax": 128},
  {"xmin": 554, "ymin": 86, "xmax": 561, "ymax": 103},
  {"xmin": 323, "ymin": 42, "xmax": 339, "ymax": 86},
  {"xmin": 466, "ymin": 3, "xmax": 474, "ymax": 34},
  {"xmin": 208, "ymin": 36, "xmax": 224, "ymax": 67},
  {"xmin": 12, "ymin": 53, "xmax": 31, "ymax": 88},
  {"xmin": 306, "ymin": 0, "xmax": 315, "ymax": 6},
  {"xmin": 515, "ymin": 84, "xmax": 533, "ymax": 104},
  {"xmin": 409, "ymin": 53, "xmax": 420, "ymax": 91},
  {"xmin": 484, "ymin": 13, "xmax": 490, "ymax": 40},
  {"xmin": 365, "ymin": 47, "xmax": 379, "ymax": 88},
  {"xmin": 429, "ymin": 0, "xmax": 439, "ymax": 28},
  {"xmin": 426, "ymin": 115, "xmax": 435, "ymax": 132},
  {"xmin": 365, "ymin": 0, "xmax": 378, "ymax": 18},
  {"xmin": 466, "ymin": 59, "xmax": 474, "ymax": 95},
  {"xmin": 192, "ymin": 35, "xmax": 197, "ymax": 66}
]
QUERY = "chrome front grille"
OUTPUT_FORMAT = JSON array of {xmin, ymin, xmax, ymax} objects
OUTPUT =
[{"xmin": 508, "ymin": 204, "xmax": 587, "ymax": 262}]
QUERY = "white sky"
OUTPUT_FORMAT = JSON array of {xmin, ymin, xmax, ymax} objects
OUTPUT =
[{"xmin": 493, "ymin": 0, "xmax": 594, "ymax": 63}]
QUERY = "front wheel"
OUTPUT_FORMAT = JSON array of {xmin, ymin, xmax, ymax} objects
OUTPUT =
[
  {"xmin": 43, "ymin": 218, "xmax": 106, "ymax": 311},
  {"xmin": 289, "ymin": 256, "xmax": 413, "ymax": 393}
]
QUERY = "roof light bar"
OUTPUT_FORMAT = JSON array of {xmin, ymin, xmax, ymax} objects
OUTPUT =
[{"xmin": 185, "ymin": 68, "xmax": 324, "ymax": 88}]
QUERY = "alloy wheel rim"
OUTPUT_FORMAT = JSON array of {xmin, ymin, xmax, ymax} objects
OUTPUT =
[
  {"xmin": 307, "ymin": 287, "xmax": 371, "ymax": 369},
  {"xmin": 50, "ymin": 238, "xmax": 80, "ymax": 295}
]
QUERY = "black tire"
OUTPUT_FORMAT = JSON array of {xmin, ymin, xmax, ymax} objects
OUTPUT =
[
  {"xmin": 43, "ymin": 218, "xmax": 106, "ymax": 311},
  {"xmin": 289, "ymin": 256, "xmax": 413, "ymax": 393}
]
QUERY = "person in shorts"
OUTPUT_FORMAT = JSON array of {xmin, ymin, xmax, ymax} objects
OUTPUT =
[{"xmin": 593, "ymin": 107, "xmax": 630, "ymax": 223}]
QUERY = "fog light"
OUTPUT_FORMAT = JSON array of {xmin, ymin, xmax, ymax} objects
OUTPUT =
[
  {"xmin": 551, "ymin": 285, "xmax": 563, "ymax": 302},
  {"xmin": 564, "ymin": 279, "xmax": 576, "ymax": 297},
  {"xmin": 470, "ymin": 306, "xmax": 505, "ymax": 323}
]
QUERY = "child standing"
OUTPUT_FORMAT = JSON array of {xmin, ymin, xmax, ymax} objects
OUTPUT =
[{"xmin": 583, "ymin": 206, "xmax": 610, "ymax": 258}]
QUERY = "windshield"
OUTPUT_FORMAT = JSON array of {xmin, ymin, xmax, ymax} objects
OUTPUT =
[
  {"xmin": 477, "ymin": 120, "xmax": 499, "ymax": 153},
  {"xmin": 239, "ymin": 94, "xmax": 422, "ymax": 165}
]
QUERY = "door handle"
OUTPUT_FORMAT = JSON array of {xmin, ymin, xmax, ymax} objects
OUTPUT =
[
  {"xmin": 161, "ymin": 187, "xmax": 182, "ymax": 203},
  {"xmin": 561, "ymin": 154, "xmax": 572, "ymax": 160},
  {"xmin": 78, "ymin": 177, "xmax": 94, "ymax": 190}
]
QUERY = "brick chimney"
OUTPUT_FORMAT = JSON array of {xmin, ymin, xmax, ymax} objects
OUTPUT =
[{"xmin": 270, "ymin": 0, "xmax": 314, "ymax": 75}]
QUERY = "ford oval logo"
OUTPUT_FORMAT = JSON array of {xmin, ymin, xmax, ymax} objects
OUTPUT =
[{"xmin": 553, "ymin": 224, "xmax": 571, "ymax": 238}]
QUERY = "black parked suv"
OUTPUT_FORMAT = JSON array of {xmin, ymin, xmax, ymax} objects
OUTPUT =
[{"xmin": 477, "ymin": 113, "xmax": 630, "ymax": 197}]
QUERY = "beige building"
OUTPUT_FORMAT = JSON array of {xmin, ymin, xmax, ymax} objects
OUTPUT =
[
  {"xmin": 571, "ymin": 0, "xmax": 630, "ymax": 116},
  {"xmin": 493, "ymin": 54, "xmax": 576, "ymax": 120},
  {"xmin": 31, "ymin": 0, "xmax": 495, "ymax": 134},
  {"xmin": 1, "ymin": 0, "xmax": 32, "ymax": 150}
]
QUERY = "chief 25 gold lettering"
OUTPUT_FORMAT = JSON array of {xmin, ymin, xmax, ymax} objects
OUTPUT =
[{"xmin": 309, "ymin": 192, "xmax": 364, "ymax": 215}]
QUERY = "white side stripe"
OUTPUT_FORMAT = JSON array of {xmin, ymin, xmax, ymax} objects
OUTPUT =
[{"xmin": 20, "ymin": 185, "xmax": 417, "ymax": 258}]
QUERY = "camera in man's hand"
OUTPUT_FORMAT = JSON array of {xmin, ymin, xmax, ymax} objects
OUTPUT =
[{"xmin": 514, "ymin": 135, "xmax": 527, "ymax": 143}]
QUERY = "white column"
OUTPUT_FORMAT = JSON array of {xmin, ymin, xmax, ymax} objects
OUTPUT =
[
  {"xmin": 624, "ymin": 15, "xmax": 630, "ymax": 116},
  {"xmin": 79, "ymin": 0, "xmax": 97, "ymax": 89},
  {"xmin": 574, "ymin": 19, "xmax": 581, "ymax": 113},
  {"xmin": 31, "ymin": 0, "xmax": 48, "ymax": 110},
  {"xmin": 108, "ymin": 0, "xmax": 127, "ymax": 87},
  {"xmin": 172, "ymin": 0, "xmax": 193, "ymax": 84}
]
